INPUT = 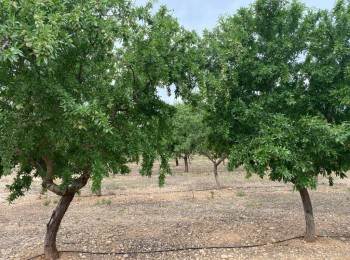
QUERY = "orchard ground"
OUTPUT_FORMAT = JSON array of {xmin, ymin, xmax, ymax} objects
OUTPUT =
[{"xmin": 1, "ymin": 156, "xmax": 350, "ymax": 260}]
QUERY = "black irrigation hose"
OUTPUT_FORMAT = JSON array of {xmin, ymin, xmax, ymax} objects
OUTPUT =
[{"xmin": 26, "ymin": 234, "xmax": 349, "ymax": 260}]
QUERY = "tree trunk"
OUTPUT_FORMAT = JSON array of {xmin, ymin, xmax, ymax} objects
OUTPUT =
[
  {"xmin": 44, "ymin": 193, "xmax": 75, "ymax": 259},
  {"xmin": 214, "ymin": 163, "xmax": 221, "ymax": 189},
  {"xmin": 175, "ymin": 158, "xmax": 179, "ymax": 166},
  {"xmin": 184, "ymin": 156, "xmax": 189, "ymax": 173},
  {"xmin": 299, "ymin": 188, "xmax": 316, "ymax": 242}
]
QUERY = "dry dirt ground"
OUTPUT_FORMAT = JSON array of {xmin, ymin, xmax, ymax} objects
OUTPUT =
[{"xmin": 1, "ymin": 156, "xmax": 350, "ymax": 260}]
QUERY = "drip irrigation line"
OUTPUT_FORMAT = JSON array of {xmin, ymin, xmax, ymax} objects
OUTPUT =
[{"xmin": 26, "ymin": 234, "xmax": 349, "ymax": 260}]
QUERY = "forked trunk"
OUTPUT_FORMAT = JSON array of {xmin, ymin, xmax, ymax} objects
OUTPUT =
[
  {"xmin": 175, "ymin": 158, "xmax": 179, "ymax": 166},
  {"xmin": 299, "ymin": 188, "xmax": 316, "ymax": 242},
  {"xmin": 184, "ymin": 156, "xmax": 189, "ymax": 173},
  {"xmin": 214, "ymin": 163, "xmax": 221, "ymax": 189},
  {"xmin": 44, "ymin": 193, "xmax": 75, "ymax": 259}
]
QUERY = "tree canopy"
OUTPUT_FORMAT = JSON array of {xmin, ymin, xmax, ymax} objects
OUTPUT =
[
  {"xmin": 0, "ymin": 0, "xmax": 198, "ymax": 258},
  {"xmin": 1, "ymin": 0, "xmax": 350, "ymax": 257},
  {"xmin": 171, "ymin": 103, "xmax": 203, "ymax": 172},
  {"xmin": 201, "ymin": 0, "xmax": 350, "ymax": 241},
  {"xmin": 0, "ymin": 0, "xmax": 199, "ymax": 197}
]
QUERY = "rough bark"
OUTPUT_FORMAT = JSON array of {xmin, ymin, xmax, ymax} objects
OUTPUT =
[
  {"xmin": 184, "ymin": 156, "xmax": 189, "ymax": 173},
  {"xmin": 40, "ymin": 158, "xmax": 91, "ymax": 259},
  {"xmin": 299, "ymin": 188, "xmax": 316, "ymax": 242},
  {"xmin": 214, "ymin": 163, "xmax": 221, "ymax": 189},
  {"xmin": 44, "ymin": 193, "xmax": 75, "ymax": 259}
]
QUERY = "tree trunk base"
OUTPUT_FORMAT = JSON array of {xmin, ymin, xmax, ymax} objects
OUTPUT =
[
  {"xmin": 184, "ymin": 156, "xmax": 189, "ymax": 173},
  {"xmin": 299, "ymin": 188, "xmax": 316, "ymax": 242},
  {"xmin": 44, "ymin": 246, "xmax": 59, "ymax": 260},
  {"xmin": 44, "ymin": 194, "xmax": 75, "ymax": 260},
  {"xmin": 214, "ymin": 164, "xmax": 221, "ymax": 189}
]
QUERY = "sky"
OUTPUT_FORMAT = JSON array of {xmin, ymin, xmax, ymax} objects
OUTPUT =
[
  {"xmin": 134, "ymin": 0, "xmax": 336, "ymax": 103},
  {"xmin": 135, "ymin": 0, "xmax": 335, "ymax": 32}
]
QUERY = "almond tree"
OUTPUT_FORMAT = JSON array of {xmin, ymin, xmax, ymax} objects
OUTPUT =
[
  {"xmin": 0, "ymin": 0, "xmax": 197, "ymax": 259},
  {"xmin": 198, "ymin": 138, "xmax": 227, "ymax": 189},
  {"xmin": 172, "ymin": 103, "xmax": 203, "ymax": 173},
  {"xmin": 201, "ymin": 0, "xmax": 350, "ymax": 242},
  {"xmin": 197, "ymin": 110, "xmax": 229, "ymax": 189}
]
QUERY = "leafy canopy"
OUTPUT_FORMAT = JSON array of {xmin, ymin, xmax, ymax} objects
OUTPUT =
[
  {"xmin": 0, "ymin": 0, "xmax": 198, "ymax": 201},
  {"xmin": 172, "ymin": 103, "xmax": 203, "ymax": 158},
  {"xmin": 201, "ymin": 0, "xmax": 350, "ymax": 190}
]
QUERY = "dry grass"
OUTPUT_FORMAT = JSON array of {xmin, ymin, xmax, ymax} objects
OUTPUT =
[{"xmin": 0, "ymin": 156, "xmax": 349, "ymax": 259}]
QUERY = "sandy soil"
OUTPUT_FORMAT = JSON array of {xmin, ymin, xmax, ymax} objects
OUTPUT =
[{"xmin": 0, "ymin": 156, "xmax": 350, "ymax": 260}]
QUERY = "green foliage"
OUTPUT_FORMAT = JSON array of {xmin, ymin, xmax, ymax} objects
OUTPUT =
[
  {"xmin": 0, "ymin": 160, "xmax": 4, "ymax": 178},
  {"xmin": 95, "ymin": 198, "xmax": 112, "ymax": 206},
  {"xmin": 0, "ymin": 0, "xmax": 196, "ymax": 201},
  {"xmin": 304, "ymin": 1, "xmax": 350, "ymax": 124},
  {"xmin": 6, "ymin": 172, "xmax": 33, "ymax": 202},
  {"xmin": 202, "ymin": 0, "xmax": 350, "ymax": 191},
  {"xmin": 195, "ymin": 106, "xmax": 229, "ymax": 164},
  {"xmin": 91, "ymin": 160, "xmax": 108, "ymax": 195},
  {"xmin": 172, "ymin": 104, "xmax": 203, "ymax": 159},
  {"xmin": 236, "ymin": 190, "xmax": 245, "ymax": 197}
]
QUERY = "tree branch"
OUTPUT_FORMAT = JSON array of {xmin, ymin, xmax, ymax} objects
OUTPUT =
[
  {"xmin": 111, "ymin": 104, "xmax": 129, "ymax": 118},
  {"xmin": 41, "ymin": 157, "xmax": 66, "ymax": 196},
  {"xmin": 67, "ymin": 170, "xmax": 91, "ymax": 194},
  {"xmin": 128, "ymin": 65, "xmax": 137, "ymax": 86},
  {"xmin": 215, "ymin": 157, "xmax": 226, "ymax": 166},
  {"xmin": 43, "ymin": 157, "xmax": 53, "ymax": 181},
  {"xmin": 203, "ymin": 152, "xmax": 215, "ymax": 163},
  {"xmin": 77, "ymin": 62, "xmax": 84, "ymax": 84},
  {"xmin": 41, "ymin": 157, "xmax": 91, "ymax": 196},
  {"xmin": 1, "ymin": 37, "xmax": 10, "ymax": 50},
  {"xmin": 29, "ymin": 158, "xmax": 44, "ymax": 173}
]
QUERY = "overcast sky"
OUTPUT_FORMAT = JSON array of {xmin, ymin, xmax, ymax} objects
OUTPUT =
[
  {"xmin": 134, "ymin": 0, "xmax": 336, "ymax": 103},
  {"xmin": 135, "ymin": 0, "xmax": 335, "ymax": 33}
]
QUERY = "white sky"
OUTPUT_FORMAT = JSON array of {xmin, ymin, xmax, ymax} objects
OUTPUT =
[
  {"xmin": 133, "ymin": 0, "xmax": 336, "ymax": 103},
  {"xmin": 135, "ymin": 0, "xmax": 335, "ymax": 32}
]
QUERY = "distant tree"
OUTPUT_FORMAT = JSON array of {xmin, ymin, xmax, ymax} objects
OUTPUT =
[
  {"xmin": 0, "ymin": 0, "xmax": 198, "ymax": 259},
  {"xmin": 172, "ymin": 104, "xmax": 203, "ymax": 173},
  {"xmin": 196, "ymin": 110, "xmax": 229, "ymax": 189},
  {"xmin": 198, "ymin": 139, "xmax": 227, "ymax": 189},
  {"xmin": 201, "ymin": 0, "xmax": 350, "ymax": 242}
]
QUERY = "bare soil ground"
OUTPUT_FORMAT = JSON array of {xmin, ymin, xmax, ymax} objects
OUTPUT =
[{"xmin": 1, "ymin": 156, "xmax": 350, "ymax": 260}]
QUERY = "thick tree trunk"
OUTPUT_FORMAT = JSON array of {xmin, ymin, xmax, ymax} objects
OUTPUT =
[
  {"xmin": 44, "ymin": 193, "xmax": 75, "ymax": 259},
  {"xmin": 299, "ymin": 188, "xmax": 316, "ymax": 242},
  {"xmin": 175, "ymin": 158, "xmax": 179, "ymax": 166},
  {"xmin": 214, "ymin": 163, "xmax": 221, "ymax": 189},
  {"xmin": 184, "ymin": 156, "xmax": 189, "ymax": 173}
]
